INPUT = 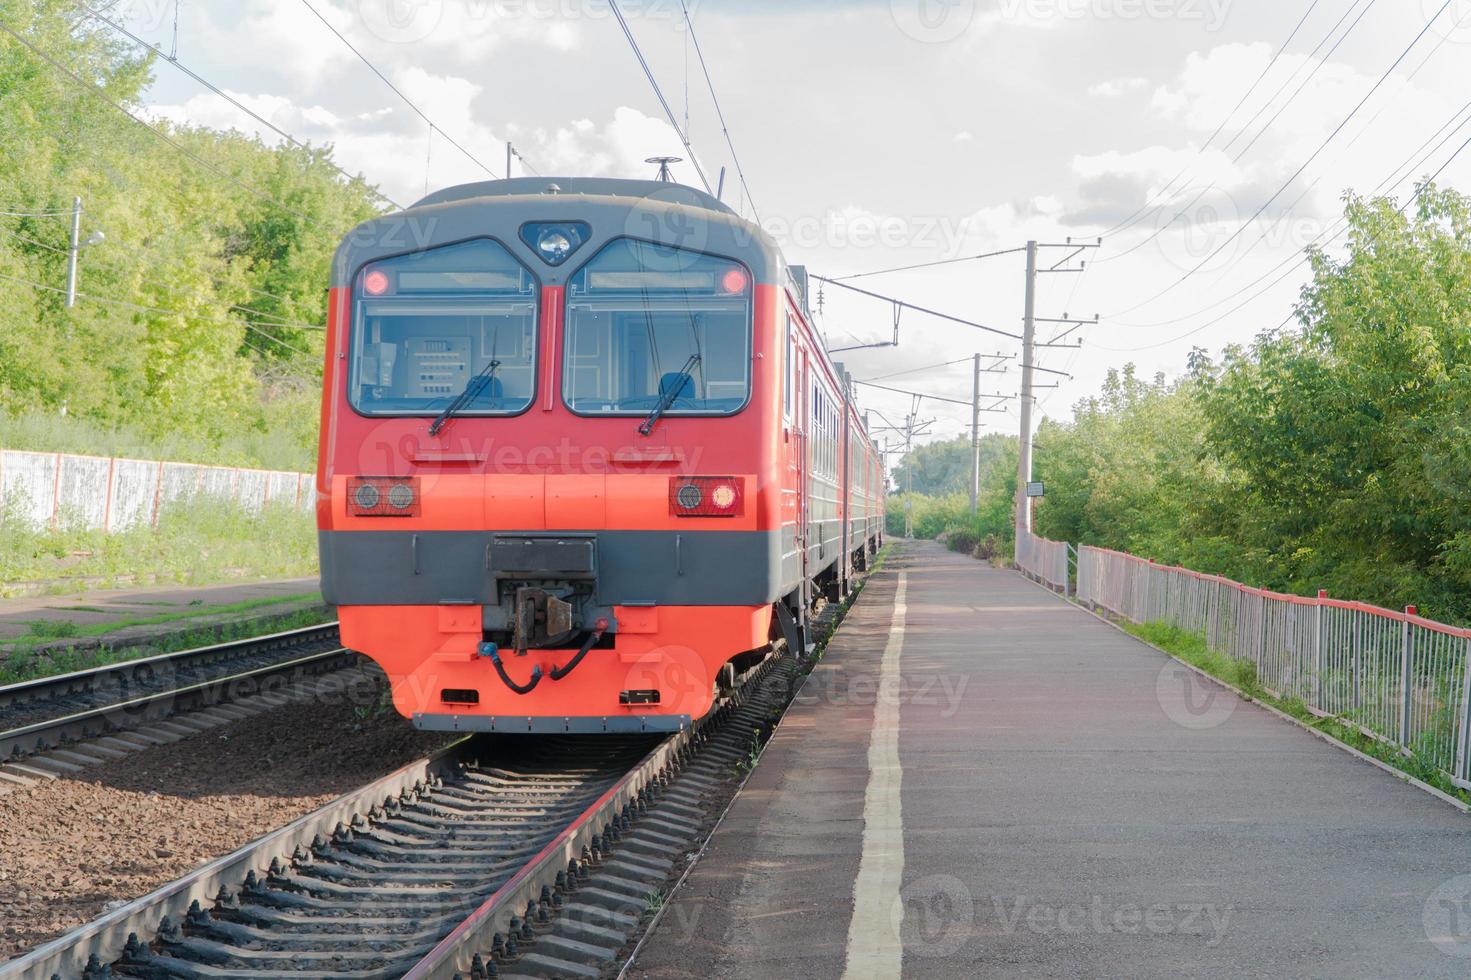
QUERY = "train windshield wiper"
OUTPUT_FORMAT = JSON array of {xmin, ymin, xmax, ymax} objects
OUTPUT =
[
  {"xmin": 638, "ymin": 353, "xmax": 700, "ymax": 437},
  {"xmin": 429, "ymin": 358, "xmax": 501, "ymax": 437}
]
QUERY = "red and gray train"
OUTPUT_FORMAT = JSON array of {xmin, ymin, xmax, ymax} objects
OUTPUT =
[{"xmin": 316, "ymin": 177, "xmax": 884, "ymax": 733}]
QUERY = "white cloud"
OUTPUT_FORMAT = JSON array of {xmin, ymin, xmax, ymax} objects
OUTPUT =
[
  {"xmin": 1088, "ymin": 76, "xmax": 1148, "ymax": 98},
  {"xmin": 953, "ymin": 131, "xmax": 975, "ymax": 143}
]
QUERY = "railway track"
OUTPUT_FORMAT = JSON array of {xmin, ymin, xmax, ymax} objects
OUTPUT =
[
  {"xmin": 3, "ymin": 649, "xmax": 801, "ymax": 980},
  {"xmin": 0, "ymin": 624, "xmax": 355, "ymax": 778}
]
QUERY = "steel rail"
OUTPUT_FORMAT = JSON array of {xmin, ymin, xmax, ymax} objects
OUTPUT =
[
  {"xmin": 0, "ymin": 623, "xmax": 347, "ymax": 760},
  {"xmin": 0, "ymin": 647, "xmax": 356, "ymax": 760},
  {"xmin": 4, "ymin": 647, "xmax": 800, "ymax": 979},
  {"xmin": 1, "ymin": 739, "xmax": 472, "ymax": 980}
]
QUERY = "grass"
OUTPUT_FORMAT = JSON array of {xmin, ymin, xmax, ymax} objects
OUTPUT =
[
  {"xmin": 0, "ymin": 495, "xmax": 318, "ymax": 595},
  {"xmin": 0, "ymin": 408, "xmax": 314, "ymax": 471},
  {"xmin": 0, "ymin": 605, "xmax": 334, "ymax": 685},
  {"xmin": 1123, "ymin": 620, "xmax": 1471, "ymax": 807}
]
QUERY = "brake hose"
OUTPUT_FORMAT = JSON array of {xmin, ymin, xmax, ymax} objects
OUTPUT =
[
  {"xmin": 481, "ymin": 643, "xmax": 543, "ymax": 695},
  {"xmin": 550, "ymin": 619, "xmax": 608, "ymax": 681}
]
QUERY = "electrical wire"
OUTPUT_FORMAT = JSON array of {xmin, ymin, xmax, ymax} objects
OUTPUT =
[
  {"xmin": 835, "ymin": 247, "xmax": 1027, "ymax": 282},
  {"xmin": 0, "ymin": 207, "xmax": 75, "ymax": 217},
  {"xmin": 608, "ymin": 0, "xmax": 712, "ymax": 193},
  {"xmin": 83, "ymin": 4, "xmax": 403, "ymax": 210},
  {"xmin": 813, "ymin": 275, "xmax": 1021, "ymax": 339},
  {"xmin": 1099, "ymin": 0, "xmax": 1327, "ymax": 239},
  {"xmin": 0, "ymin": 21, "xmax": 321, "ymax": 224},
  {"xmin": 678, "ymin": 0, "xmax": 758, "ymax": 220},
  {"xmin": 1096, "ymin": 0, "xmax": 1379, "ymax": 268},
  {"xmin": 0, "ymin": 269, "xmax": 320, "ymax": 360},
  {"xmin": 1095, "ymin": 128, "xmax": 1471, "ymax": 353},
  {"xmin": 1107, "ymin": 0, "xmax": 1455, "ymax": 320},
  {"xmin": 297, "ymin": 0, "xmax": 501, "ymax": 181},
  {"xmin": 1108, "ymin": 89, "xmax": 1471, "ymax": 333}
]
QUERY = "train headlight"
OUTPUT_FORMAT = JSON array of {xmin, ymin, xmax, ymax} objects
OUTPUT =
[
  {"xmin": 520, "ymin": 221, "xmax": 590, "ymax": 267},
  {"xmin": 348, "ymin": 477, "xmax": 421, "ymax": 517},
  {"xmin": 387, "ymin": 482, "xmax": 415, "ymax": 510},
  {"xmin": 353, "ymin": 482, "xmax": 381, "ymax": 511},
  {"xmin": 669, "ymin": 477, "xmax": 743, "ymax": 518}
]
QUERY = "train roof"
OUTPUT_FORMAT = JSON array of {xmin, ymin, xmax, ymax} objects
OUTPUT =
[
  {"xmin": 333, "ymin": 178, "xmax": 773, "ymax": 288},
  {"xmin": 411, "ymin": 177, "xmax": 736, "ymax": 216}
]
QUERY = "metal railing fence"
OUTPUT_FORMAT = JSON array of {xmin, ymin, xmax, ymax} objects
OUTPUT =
[
  {"xmin": 1015, "ymin": 530, "xmax": 1070, "ymax": 595},
  {"xmin": 1075, "ymin": 545, "xmax": 1471, "ymax": 791}
]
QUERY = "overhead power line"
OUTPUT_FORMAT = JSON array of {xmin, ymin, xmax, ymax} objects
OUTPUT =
[
  {"xmin": 297, "ymin": 0, "xmax": 501, "ymax": 181},
  {"xmin": 1109, "ymin": 83, "xmax": 1471, "ymax": 335},
  {"xmin": 1108, "ymin": 0, "xmax": 1456, "ymax": 320},
  {"xmin": 1098, "ymin": 0, "xmax": 1379, "ymax": 267},
  {"xmin": 0, "ymin": 21, "xmax": 319, "ymax": 224},
  {"xmin": 608, "ymin": 0, "xmax": 713, "ymax": 194},
  {"xmin": 1100, "ymin": 0, "xmax": 1327, "ymax": 239},
  {"xmin": 812, "ymin": 275, "xmax": 1021, "ymax": 340},
  {"xmin": 84, "ymin": 4, "xmax": 403, "ymax": 210},
  {"xmin": 0, "ymin": 269, "xmax": 320, "ymax": 360},
  {"xmin": 678, "ymin": 0, "xmax": 757, "ymax": 220},
  {"xmin": 835, "ymin": 247, "xmax": 1028, "ymax": 282},
  {"xmin": 1097, "ymin": 125, "xmax": 1471, "ymax": 353},
  {"xmin": 0, "ymin": 206, "xmax": 75, "ymax": 217},
  {"xmin": 853, "ymin": 379, "xmax": 981, "ymax": 408}
]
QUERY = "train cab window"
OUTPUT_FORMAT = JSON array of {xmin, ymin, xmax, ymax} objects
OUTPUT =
[
  {"xmin": 563, "ymin": 239, "xmax": 753, "ymax": 416},
  {"xmin": 349, "ymin": 240, "xmax": 538, "ymax": 417}
]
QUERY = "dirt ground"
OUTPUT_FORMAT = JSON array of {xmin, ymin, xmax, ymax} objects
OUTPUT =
[{"xmin": 0, "ymin": 679, "xmax": 453, "ymax": 962}]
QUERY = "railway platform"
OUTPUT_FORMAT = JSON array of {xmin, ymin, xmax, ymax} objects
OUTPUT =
[{"xmin": 628, "ymin": 540, "xmax": 1471, "ymax": 978}]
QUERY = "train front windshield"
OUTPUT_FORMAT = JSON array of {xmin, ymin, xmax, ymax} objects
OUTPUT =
[
  {"xmin": 349, "ymin": 239, "xmax": 538, "ymax": 417},
  {"xmin": 563, "ymin": 239, "xmax": 753, "ymax": 415}
]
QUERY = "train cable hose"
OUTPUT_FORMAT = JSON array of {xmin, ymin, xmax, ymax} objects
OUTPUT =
[
  {"xmin": 482, "ymin": 643, "xmax": 543, "ymax": 695},
  {"xmin": 549, "ymin": 619, "xmax": 609, "ymax": 681}
]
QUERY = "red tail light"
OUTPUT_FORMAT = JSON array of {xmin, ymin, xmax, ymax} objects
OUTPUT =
[
  {"xmin": 669, "ymin": 477, "xmax": 743, "ymax": 517},
  {"xmin": 348, "ymin": 476, "xmax": 421, "ymax": 517}
]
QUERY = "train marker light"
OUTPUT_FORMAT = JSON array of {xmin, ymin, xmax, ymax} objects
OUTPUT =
[
  {"xmin": 720, "ymin": 267, "xmax": 749, "ymax": 294},
  {"xmin": 362, "ymin": 269, "xmax": 390, "ymax": 295},
  {"xmin": 348, "ymin": 476, "xmax": 421, "ymax": 517},
  {"xmin": 669, "ymin": 477, "xmax": 743, "ymax": 517}
]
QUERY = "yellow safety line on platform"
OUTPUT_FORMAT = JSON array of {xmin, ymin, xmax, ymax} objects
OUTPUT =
[{"xmin": 842, "ymin": 570, "xmax": 908, "ymax": 979}]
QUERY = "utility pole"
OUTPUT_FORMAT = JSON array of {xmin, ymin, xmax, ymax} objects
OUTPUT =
[
  {"xmin": 903, "ymin": 409, "xmax": 914, "ymax": 539},
  {"xmin": 971, "ymin": 352, "xmax": 981, "ymax": 514},
  {"xmin": 1012, "ymin": 238, "xmax": 1100, "ymax": 534},
  {"xmin": 969, "ymin": 352, "xmax": 1012, "ymax": 514},
  {"xmin": 1015, "ymin": 240, "xmax": 1038, "ymax": 536},
  {"xmin": 506, "ymin": 142, "xmax": 513, "ymax": 179},
  {"xmin": 65, "ymin": 196, "xmax": 82, "ymax": 309}
]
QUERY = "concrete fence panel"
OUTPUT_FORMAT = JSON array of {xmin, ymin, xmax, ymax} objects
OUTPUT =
[{"xmin": 0, "ymin": 448, "xmax": 311, "ymax": 531}]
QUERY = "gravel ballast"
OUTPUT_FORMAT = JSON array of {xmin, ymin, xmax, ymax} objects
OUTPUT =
[{"xmin": 0, "ymin": 679, "xmax": 453, "ymax": 962}]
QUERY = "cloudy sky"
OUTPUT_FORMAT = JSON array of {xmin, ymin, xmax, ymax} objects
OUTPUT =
[{"xmin": 122, "ymin": 0, "xmax": 1471, "ymax": 452}]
